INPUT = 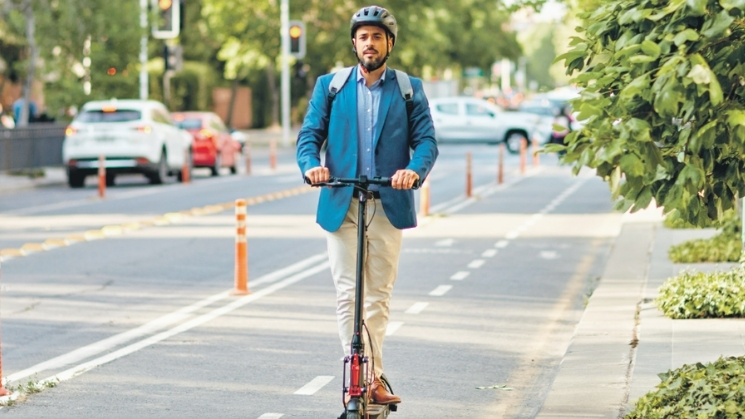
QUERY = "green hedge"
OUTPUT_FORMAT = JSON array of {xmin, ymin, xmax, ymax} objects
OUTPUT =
[
  {"xmin": 656, "ymin": 268, "xmax": 745, "ymax": 319},
  {"xmin": 626, "ymin": 356, "xmax": 745, "ymax": 418}
]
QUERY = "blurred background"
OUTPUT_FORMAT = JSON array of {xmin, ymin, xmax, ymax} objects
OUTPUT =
[{"xmin": 0, "ymin": 0, "xmax": 587, "ymax": 130}]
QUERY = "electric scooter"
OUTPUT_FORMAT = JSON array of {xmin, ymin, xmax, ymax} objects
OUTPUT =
[{"xmin": 307, "ymin": 175, "xmax": 403, "ymax": 419}]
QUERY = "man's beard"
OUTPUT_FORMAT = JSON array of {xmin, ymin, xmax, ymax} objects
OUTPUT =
[{"xmin": 358, "ymin": 50, "xmax": 387, "ymax": 72}]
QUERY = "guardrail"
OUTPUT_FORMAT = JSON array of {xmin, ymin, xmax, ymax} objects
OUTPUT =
[{"xmin": 0, "ymin": 124, "xmax": 66, "ymax": 172}]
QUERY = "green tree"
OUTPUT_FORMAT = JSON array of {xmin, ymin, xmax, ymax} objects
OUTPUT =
[{"xmin": 554, "ymin": 0, "xmax": 745, "ymax": 227}]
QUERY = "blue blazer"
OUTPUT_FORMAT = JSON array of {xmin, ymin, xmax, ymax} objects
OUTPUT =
[{"xmin": 297, "ymin": 66, "xmax": 438, "ymax": 232}]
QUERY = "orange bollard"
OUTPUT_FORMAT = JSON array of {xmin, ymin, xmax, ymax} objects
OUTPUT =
[
  {"xmin": 420, "ymin": 178, "xmax": 430, "ymax": 217},
  {"xmin": 244, "ymin": 142, "xmax": 252, "ymax": 175},
  {"xmin": 498, "ymin": 143, "xmax": 505, "ymax": 184},
  {"xmin": 520, "ymin": 138, "xmax": 527, "ymax": 174},
  {"xmin": 269, "ymin": 138, "xmax": 277, "ymax": 171},
  {"xmin": 0, "ymin": 263, "xmax": 10, "ymax": 397},
  {"xmin": 97, "ymin": 155, "xmax": 106, "ymax": 198},
  {"xmin": 532, "ymin": 136, "xmax": 540, "ymax": 168},
  {"xmin": 181, "ymin": 149, "xmax": 190, "ymax": 183},
  {"xmin": 466, "ymin": 152, "xmax": 472, "ymax": 198},
  {"xmin": 232, "ymin": 199, "xmax": 250, "ymax": 295}
]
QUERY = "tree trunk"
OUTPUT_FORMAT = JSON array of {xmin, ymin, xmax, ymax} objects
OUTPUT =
[
  {"xmin": 266, "ymin": 63, "xmax": 279, "ymax": 128},
  {"xmin": 226, "ymin": 78, "xmax": 238, "ymax": 128},
  {"xmin": 18, "ymin": 0, "xmax": 37, "ymax": 128}
]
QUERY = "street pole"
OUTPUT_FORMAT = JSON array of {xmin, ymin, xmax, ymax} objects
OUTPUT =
[
  {"xmin": 280, "ymin": 0, "xmax": 290, "ymax": 148},
  {"xmin": 139, "ymin": 0, "xmax": 149, "ymax": 100}
]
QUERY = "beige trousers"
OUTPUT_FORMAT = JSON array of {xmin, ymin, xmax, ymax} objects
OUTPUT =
[{"xmin": 325, "ymin": 197, "xmax": 402, "ymax": 378}]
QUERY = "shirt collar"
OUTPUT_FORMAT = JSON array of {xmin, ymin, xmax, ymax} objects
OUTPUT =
[{"xmin": 356, "ymin": 65, "xmax": 386, "ymax": 84}]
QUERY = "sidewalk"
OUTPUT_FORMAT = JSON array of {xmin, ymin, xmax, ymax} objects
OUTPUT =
[{"xmin": 537, "ymin": 208, "xmax": 745, "ymax": 418}]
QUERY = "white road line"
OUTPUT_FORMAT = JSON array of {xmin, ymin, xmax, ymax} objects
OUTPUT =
[
  {"xmin": 468, "ymin": 259, "xmax": 485, "ymax": 269},
  {"xmin": 434, "ymin": 238, "xmax": 454, "ymax": 247},
  {"xmin": 6, "ymin": 253, "xmax": 329, "ymax": 386},
  {"xmin": 258, "ymin": 414, "xmax": 284, "ymax": 419},
  {"xmin": 540, "ymin": 250, "xmax": 559, "ymax": 259},
  {"xmin": 16, "ymin": 261, "xmax": 330, "ymax": 395},
  {"xmin": 386, "ymin": 321, "xmax": 404, "ymax": 336},
  {"xmin": 450, "ymin": 271, "xmax": 470, "ymax": 281},
  {"xmin": 429, "ymin": 285, "xmax": 453, "ymax": 296},
  {"xmin": 495, "ymin": 240, "xmax": 509, "ymax": 248},
  {"xmin": 294, "ymin": 376, "xmax": 334, "ymax": 395},
  {"xmin": 405, "ymin": 302, "xmax": 429, "ymax": 314},
  {"xmin": 482, "ymin": 249, "xmax": 498, "ymax": 258}
]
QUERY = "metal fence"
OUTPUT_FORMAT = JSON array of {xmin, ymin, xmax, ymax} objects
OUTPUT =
[{"xmin": 0, "ymin": 123, "xmax": 66, "ymax": 172}]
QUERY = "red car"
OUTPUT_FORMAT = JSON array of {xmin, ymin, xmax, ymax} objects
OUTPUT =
[{"xmin": 172, "ymin": 111, "xmax": 242, "ymax": 176}]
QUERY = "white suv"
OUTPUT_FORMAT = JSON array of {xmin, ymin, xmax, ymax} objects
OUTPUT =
[
  {"xmin": 429, "ymin": 97, "xmax": 551, "ymax": 153},
  {"xmin": 62, "ymin": 99, "xmax": 192, "ymax": 188}
]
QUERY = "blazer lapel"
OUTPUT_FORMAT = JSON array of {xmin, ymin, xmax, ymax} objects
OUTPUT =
[{"xmin": 373, "ymin": 68, "xmax": 395, "ymax": 149}]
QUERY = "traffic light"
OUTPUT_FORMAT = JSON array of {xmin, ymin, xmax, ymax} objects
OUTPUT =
[
  {"xmin": 164, "ymin": 45, "xmax": 183, "ymax": 71},
  {"xmin": 152, "ymin": 0, "xmax": 180, "ymax": 39},
  {"xmin": 288, "ymin": 20, "xmax": 306, "ymax": 59}
]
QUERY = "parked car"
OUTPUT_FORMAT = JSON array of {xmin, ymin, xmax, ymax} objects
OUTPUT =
[
  {"xmin": 429, "ymin": 97, "xmax": 550, "ymax": 153},
  {"xmin": 62, "ymin": 99, "xmax": 192, "ymax": 188},
  {"xmin": 171, "ymin": 111, "xmax": 242, "ymax": 176}
]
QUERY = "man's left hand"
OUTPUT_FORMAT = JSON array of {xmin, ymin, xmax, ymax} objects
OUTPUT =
[{"xmin": 391, "ymin": 169, "xmax": 419, "ymax": 190}]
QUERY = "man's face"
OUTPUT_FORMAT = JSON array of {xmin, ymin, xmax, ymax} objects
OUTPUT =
[{"xmin": 353, "ymin": 25, "xmax": 393, "ymax": 71}]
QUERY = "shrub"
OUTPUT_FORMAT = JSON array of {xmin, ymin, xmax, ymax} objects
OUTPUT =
[
  {"xmin": 667, "ymin": 229, "xmax": 741, "ymax": 263},
  {"xmin": 656, "ymin": 268, "xmax": 745, "ymax": 319},
  {"xmin": 626, "ymin": 356, "xmax": 745, "ymax": 418},
  {"xmin": 663, "ymin": 209, "xmax": 738, "ymax": 230}
]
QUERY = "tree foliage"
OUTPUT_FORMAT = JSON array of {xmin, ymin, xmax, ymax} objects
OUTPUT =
[
  {"xmin": 553, "ymin": 0, "xmax": 745, "ymax": 227},
  {"xmin": 2, "ymin": 0, "xmax": 538, "ymax": 126}
]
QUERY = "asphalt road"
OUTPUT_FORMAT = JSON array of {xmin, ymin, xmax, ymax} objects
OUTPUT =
[{"xmin": 0, "ymin": 145, "xmax": 623, "ymax": 418}]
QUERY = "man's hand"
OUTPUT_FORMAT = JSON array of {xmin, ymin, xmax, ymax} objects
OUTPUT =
[
  {"xmin": 304, "ymin": 166, "xmax": 330, "ymax": 185},
  {"xmin": 391, "ymin": 169, "xmax": 419, "ymax": 190}
]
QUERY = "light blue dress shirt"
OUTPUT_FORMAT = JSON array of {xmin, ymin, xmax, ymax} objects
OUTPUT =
[{"xmin": 356, "ymin": 67, "xmax": 385, "ymax": 189}]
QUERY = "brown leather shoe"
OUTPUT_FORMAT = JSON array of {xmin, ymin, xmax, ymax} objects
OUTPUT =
[{"xmin": 370, "ymin": 376, "xmax": 401, "ymax": 405}]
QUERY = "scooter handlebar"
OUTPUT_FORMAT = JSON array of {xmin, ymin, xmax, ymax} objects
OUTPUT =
[{"xmin": 305, "ymin": 176, "xmax": 420, "ymax": 189}]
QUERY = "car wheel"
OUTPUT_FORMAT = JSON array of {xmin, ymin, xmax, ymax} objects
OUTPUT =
[
  {"xmin": 149, "ymin": 151, "xmax": 168, "ymax": 184},
  {"xmin": 68, "ymin": 170, "xmax": 85, "ymax": 188},
  {"xmin": 505, "ymin": 131, "xmax": 528, "ymax": 154},
  {"xmin": 211, "ymin": 152, "xmax": 221, "ymax": 177}
]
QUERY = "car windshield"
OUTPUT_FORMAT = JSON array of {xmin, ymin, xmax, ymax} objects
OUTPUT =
[
  {"xmin": 77, "ymin": 109, "xmax": 141, "ymax": 123},
  {"xmin": 173, "ymin": 118, "xmax": 203, "ymax": 130}
]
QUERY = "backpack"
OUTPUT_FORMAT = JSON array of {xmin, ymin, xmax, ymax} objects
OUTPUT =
[{"xmin": 327, "ymin": 66, "xmax": 414, "ymax": 120}]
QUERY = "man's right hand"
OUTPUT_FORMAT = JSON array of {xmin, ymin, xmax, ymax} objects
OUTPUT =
[{"xmin": 304, "ymin": 166, "xmax": 330, "ymax": 185}]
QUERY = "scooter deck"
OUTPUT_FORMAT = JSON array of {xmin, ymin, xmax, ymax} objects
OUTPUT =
[{"xmin": 367, "ymin": 403, "xmax": 394, "ymax": 418}]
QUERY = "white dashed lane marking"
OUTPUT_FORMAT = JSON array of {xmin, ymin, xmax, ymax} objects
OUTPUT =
[
  {"xmin": 482, "ymin": 249, "xmax": 498, "ymax": 258},
  {"xmin": 386, "ymin": 321, "xmax": 404, "ymax": 336},
  {"xmin": 294, "ymin": 376, "xmax": 334, "ymax": 395},
  {"xmin": 405, "ymin": 302, "xmax": 429, "ymax": 314},
  {"xmin": 429, "ymin": 285, "xmax": 453, "ymax": 296},
  {"xmin": 467, "ymin": 259, "xmax": 485, "ymax": 269},
  {"xmin": 258, "ymin": 414, "xmax": 284, "ymax": 419},
  {"xmin": 450, "ymin": 271, "xmax": 470, "ymax": 281}
]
